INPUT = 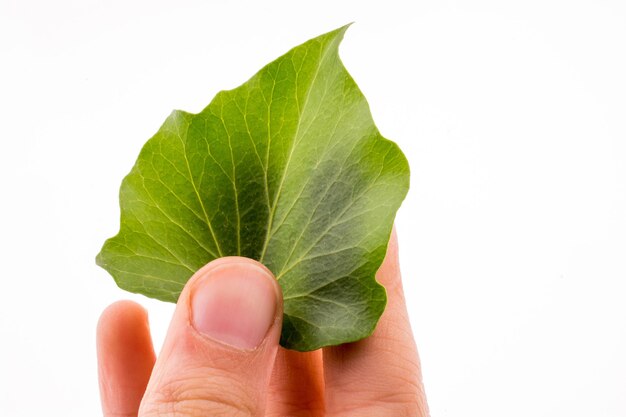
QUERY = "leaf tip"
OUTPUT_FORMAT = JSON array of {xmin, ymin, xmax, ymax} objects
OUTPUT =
[{"xmin": 332, "ymin": 22, "xmax": 353, "ymax": 40}]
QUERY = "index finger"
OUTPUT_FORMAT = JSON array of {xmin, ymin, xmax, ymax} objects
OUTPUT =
[{"xmin": 323, "ymin": 228, "xmax": 429, "ymax": 416}]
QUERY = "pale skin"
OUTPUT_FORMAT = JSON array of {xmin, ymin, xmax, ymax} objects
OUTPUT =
[{"xmin": 97, "ymin": 230, "xmax": 429, "ymax": 416}]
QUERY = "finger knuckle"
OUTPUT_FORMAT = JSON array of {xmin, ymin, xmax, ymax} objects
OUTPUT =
[{"xmin": 140, "ymin": 373, "xmax": 258, "ymax": 417}]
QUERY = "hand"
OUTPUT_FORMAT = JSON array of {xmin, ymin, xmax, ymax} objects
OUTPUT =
[{"xmin": 96, "ymin": 231, "xmax": 429, "ymax": 416}]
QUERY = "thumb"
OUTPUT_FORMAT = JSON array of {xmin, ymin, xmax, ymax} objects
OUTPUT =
[{"xmin": 139, "ymin": 257, "xmax": 283, "ymax": 417}]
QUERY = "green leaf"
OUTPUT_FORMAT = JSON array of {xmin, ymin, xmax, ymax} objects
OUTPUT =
[{"xmin": 96, "ymin": 25, "xmax": 410, "ymax": 351}]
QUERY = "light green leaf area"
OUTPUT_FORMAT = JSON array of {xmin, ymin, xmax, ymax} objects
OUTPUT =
[{"xmin": 96, "ymin": 25, "xmax": 410, "ymax": 351}]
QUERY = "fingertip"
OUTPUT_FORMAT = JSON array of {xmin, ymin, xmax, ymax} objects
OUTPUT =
[
  {"xmin": 376, "ymin": 226, "xmax": 401, "ymax": 293},
  {"xmin": 97, "ymin": 300, "xmax": 155, "ymax": 417},
  {"xmin": 97, "ymin": 300, "xmax": 151, "ymax": 353},
  {"xmin": 189, "ymin": 257, "xmax": 282, "ymax": 351},
  {"xmin": 188, "ymin": 256, "xmax": 282, "ymax": 305},
  {"xmin": 97, "ymin": 300, "xmax": 148, "ymax": 334}
]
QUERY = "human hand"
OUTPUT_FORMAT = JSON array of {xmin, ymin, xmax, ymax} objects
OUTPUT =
[{"xmin": 96, "ymin": 230, "xmax": 429, "ymax": 416}]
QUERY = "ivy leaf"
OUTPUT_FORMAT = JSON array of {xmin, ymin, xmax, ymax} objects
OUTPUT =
[{"xmin": 96, "ymin": 25, "xmax": 409, "ymax": 351}]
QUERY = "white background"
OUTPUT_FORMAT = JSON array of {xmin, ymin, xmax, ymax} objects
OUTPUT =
[{"xmin": 1, "ymin": 0, "xmax": 625, "ymax": 416}]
